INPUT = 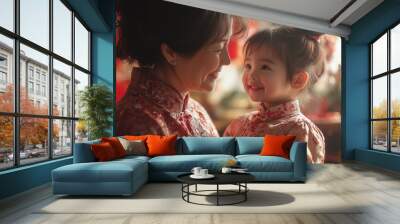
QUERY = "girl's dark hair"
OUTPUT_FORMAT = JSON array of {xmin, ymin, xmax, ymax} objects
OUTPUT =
[
  {"xmin": 243, "ymin": 27, "xmax": 325, "ymax": 85},
  {"xmin": 117, "ymin": 0, "xmax": 236, "ymax": 67}
]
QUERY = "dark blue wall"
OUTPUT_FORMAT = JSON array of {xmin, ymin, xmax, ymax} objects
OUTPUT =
[
  {"xmin": 0, "ymin": 0, "xmax": 115, "ymax": 200},
  {"xmin": 91, "ymin": 0, "xmax": 115, "ymax": 135},
  {"xmin": 0, "ymin": 158, "xmax": 72, "ymax": 199},
  {"xmin": 343, "ymin": 0, "xmax": 400, "ymax": 171}
]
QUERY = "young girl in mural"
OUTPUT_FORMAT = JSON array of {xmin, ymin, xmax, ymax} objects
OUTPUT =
[{"xmin": 224, "ymin": 27, "xmax": 326, "ymax": 164}]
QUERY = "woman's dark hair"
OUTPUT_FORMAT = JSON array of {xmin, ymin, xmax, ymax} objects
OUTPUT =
[
  {"xmin": 243, "ymin": 27, "xmax": 325, "ymax": 85},
  {"xmin": 117, "ymin": 0, "xmax": 236, "ymax": 67}
]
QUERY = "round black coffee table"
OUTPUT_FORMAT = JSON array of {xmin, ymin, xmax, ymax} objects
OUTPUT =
[{"xmin": 177, "ymin": 173, "xmax": 255, "ymax": 206}]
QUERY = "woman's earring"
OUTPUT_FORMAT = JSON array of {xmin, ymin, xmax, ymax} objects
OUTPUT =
[{"xmin": 170, "ymin": 60, "xmax": 176, "ymax": 66}]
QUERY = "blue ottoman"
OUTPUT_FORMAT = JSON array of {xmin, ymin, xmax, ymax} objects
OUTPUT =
[{"xmin": 52, "ymin": 156, "xmax": 148, "ymax": 196}]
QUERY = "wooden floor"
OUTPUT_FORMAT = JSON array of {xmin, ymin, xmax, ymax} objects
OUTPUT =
[{"xmin": 1, "ymin": 162, "xmax": 400, "ymax": 224}]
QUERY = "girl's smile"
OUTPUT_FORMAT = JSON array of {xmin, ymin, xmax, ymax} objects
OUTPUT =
[
  {"xmin": 242, "ymin": 45, "xmax": 295, "ymax": 104},
  {"xmin": 245, "ymin": 82, "xmax": 264, "ymax": 92}
]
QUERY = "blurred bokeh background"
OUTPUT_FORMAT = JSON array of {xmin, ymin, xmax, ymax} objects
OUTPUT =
[{"xmin": 116, "ymin": 18, "xmax": 342, "ymax": 163}]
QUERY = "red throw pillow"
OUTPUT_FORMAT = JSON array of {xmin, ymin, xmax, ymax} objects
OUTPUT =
[
  {"xmin": 101, "ymin": 137, "xmax": 126, "ymax": 158},
  {"xmin": 146, "ymin": 135, "xmax": 177, "ymax": 157},
  {"xmin": 260, "ymin": 135, "xmax": 296, "ymax": 159},
  {"xmin": 91, "ymin": 142, "xmax": 118, "ymax": 161}
]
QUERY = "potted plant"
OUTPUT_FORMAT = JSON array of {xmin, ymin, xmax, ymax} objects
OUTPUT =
[{"xmin": 79, "ymin": 84, "xmax": 113, "ymax": 140}]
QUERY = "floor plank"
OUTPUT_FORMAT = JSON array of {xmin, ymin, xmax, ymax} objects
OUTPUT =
[{"xmin": 1, "ymin": 161, "xmax": 400, "ymax": 224}]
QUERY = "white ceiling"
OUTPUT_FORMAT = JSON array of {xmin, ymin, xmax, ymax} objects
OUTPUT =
[
  {"xmin": 226, "ymin": 0, "xmax": 353, "ymax": 23},
  {"xmin": 165, "ymin": 0, "xmax": 384, "ymax": 38}
]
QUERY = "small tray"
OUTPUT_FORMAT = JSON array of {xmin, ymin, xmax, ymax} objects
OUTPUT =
[{"xmin": 190, "ymin": 174, "xmax": 215, "ymax": 179}]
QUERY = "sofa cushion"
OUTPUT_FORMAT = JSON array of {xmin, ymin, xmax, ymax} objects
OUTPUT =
[
  {"xmin": 148, "ymin": 154, "xmax": 235, "ymax": 172},
  {"xmin": 73, "ymin": 139, "xmax": 101, "ymax": 163},
  {"xmin": 235, "ymin": 137, "xmax": 264, "ymax": 155},
  {"xmin": 236, "ymin": 155, "xmax": 293, "ymax": 172},
  {"xmin": 101, "ymin": 137, "xmax": 127, "ymax": 158},
  {"xmin": 114, "ymin": 155, "xmax": 150, "ymax": 163},
  {"xmin": 178, "ymin": 137, "xmax": 235, "ymax": 155},
  {"xmin": 117, "ymin": 155, "xmax": 150, "ymax": 160},
  {"xmin": 147, "ymin": 135, "xmax": 177, "ymax": 157},
  {"xmin": 91, "ymin": 142, "xmax": 118, "ymax": 161},
  {"xmin": 260, "ymin": 135, "xmax": 296, "ymax": 159},
  {"xmin": 118, "ymin": 138, "xmax": 147, "ymax": 156},
  {"xmin": 52, "ymin": 158, "xmax": 147, "ymax": 183}
]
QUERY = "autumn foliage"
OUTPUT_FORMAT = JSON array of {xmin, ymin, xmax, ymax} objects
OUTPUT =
[
  {"xmin": 372, "ymin": 99, "xmax": 400, "ymax": 141},
  {"xmin": 0, "ymin": 84, "xmax": 59, "ymax": 151}
]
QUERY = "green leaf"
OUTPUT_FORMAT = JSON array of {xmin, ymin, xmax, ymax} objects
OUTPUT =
[{"xmin": 79, "ymin": 84, "xmax": 113, "ymax": 140}]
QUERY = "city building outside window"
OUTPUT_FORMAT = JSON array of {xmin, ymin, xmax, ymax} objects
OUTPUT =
[
  {"xmin": 42, "ymin": 85, "xmax": 46, "ymax": 97},
  {"xmin": 28, "ymin": 67, "xmax": 34, "ymax": 80},
  {"xmin": 0, "ymin": 71, "xmax": 7, "ymax": 86},
  {"xmin": 0, "ymin": 54, "xmax": 7, "ymax": 67},
  {"xmin": 28, "ymin": 81, "xmax": 34, "ymax": 94},
  {"xmin": 35, "ymin": 83, "xmax": 40, "ymax": 95},
  {"xmin": 0, "ymin": 54, "xmax": 7, "ymax": 90}
]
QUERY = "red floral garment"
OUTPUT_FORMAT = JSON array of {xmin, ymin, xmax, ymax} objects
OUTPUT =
[
  {"xmin": 224, "ymin": 100, "xmax": 325, "ymax": 164},
  {"xmin": 116, "ymin": 69, "xmax": 219, "ymax": 137}
]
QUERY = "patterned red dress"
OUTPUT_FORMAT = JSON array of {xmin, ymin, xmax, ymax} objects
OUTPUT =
[
  {"xmin": 224, "ymin": 100, "xmax": 325, "ymax": 163},
  {"xmin": 116, "ymin": 68, "xmax": 219, "ymax": 137}
]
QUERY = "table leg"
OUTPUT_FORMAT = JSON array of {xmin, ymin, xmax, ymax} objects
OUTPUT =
[
  {"xmin": 181, "ymin": 184, "xmax": 183, "ymax": 199},
  {"xmin": 217, "ymin": 184, "xmax": 219, "ymax": 206},
  {"xmin": 188, "ymin": 184, "xmax": 190, "ymax": 202},
  {"xmin": 245, "ymin": 183, "xmax": 247, "ymax": 201}
]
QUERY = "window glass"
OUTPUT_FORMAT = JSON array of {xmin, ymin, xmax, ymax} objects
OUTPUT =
[
  {"xmin": 391, "ymin": 120, "xmax": 400, "ymax": 153},
  {"xmin": 53, "ymin": 119, "xmax": 72, "ymax": 157},
  {"xmin": 20, "ymin": 44, "xmax": 49, "ymax": 115},
  {"xmin": 372, "ymin": 121, "xmax": 388, "ymax": 151},
  {"xmin": 391, "ymin": 24, "xmax": 400, "ymax": 70},
  {"xmin": 75, "ymin": 120, "xmax": 88, "ymax": 143},
  {"xmin": 53, "ymin": 0, "xmax": 72, "ymax": 60},
  {"xmin": 20, "ymin": 0, "xmax": 49, "ymax": 49},
  {"xmin": 74, "ymin": 18, "xmax": 89, "ymax": 70},
  {"xmin": 74, "ymin": 69, "xmax": 89, "ymax": 118},
  {"xmin": 372, "ymin": 76, "xmax": 387, "ymax": 119},
  {"xmin": 391, "ymin": 72, "xmax": 400, "ymax": 118},
  {"xmin": 0, "ymin": 0, "xmax": 14, "ymax": 32},
  {"xmin": 53, "ymin": 59, "xmax": 72, "ymax": 117},
  {"xmin": 0, "ymin": 116, "xmax": 13, "ymax": 170},
  {"xmin": 372, "ymin": 33, "xmax": 387, "ymax": 76},
  {"xmin": 20, "ymin": 117, "xmax": 49, "ymax": 165},
  {"xmin": 0, "ymin": 34, "xmax": 14, "ymax": 112}
]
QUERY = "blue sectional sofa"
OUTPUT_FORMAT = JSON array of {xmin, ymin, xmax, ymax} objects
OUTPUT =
[{"xmin": 52, "ymin": 137, "xmax": 307, "ymax": 196}]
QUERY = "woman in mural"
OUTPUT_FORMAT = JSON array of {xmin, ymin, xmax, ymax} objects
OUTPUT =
[
  {"xmin": 116, "ymin": 0, "xmax": 242, "ymax": 136},
  {"xmin": 224, "ymin": 28, "xmax": 326, "ymax": 163}
]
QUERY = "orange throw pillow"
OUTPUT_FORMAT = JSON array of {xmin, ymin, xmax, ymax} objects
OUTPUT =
[
  {"xmin": 146, "ymin": 135, "xmax": 177, "ymax": 157},
  {"xmin": 91, "ymin": 142, "xmax": 118, "ymax": 161},
  {"xmin": 101, "ymin": 137, "xmax": 126, "ymax": 158},
  {"xmin": 260, "ymin": 135, "xmax": 296, "ymax": 159}
]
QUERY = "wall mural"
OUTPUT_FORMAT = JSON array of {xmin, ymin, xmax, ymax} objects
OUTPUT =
[{"xmin": 115, "ymin": 0, "xmax": 342, "ymax": 163}]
